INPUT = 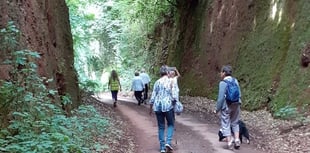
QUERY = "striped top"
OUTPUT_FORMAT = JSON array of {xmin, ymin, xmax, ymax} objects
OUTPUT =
[
  {"xmin": 109, "ymin": 78, "xmax": 120, "ymax": 91},
  {"xmin": 150, "ymin": 75, "xmax": 177, "ymax": 112}
]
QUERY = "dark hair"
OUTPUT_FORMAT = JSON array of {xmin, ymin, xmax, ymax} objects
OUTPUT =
[
  {"xmin": 111, "ymin": 70, "xmax": 119, "ymax": 80},
  {"xmin": 159, "ymin": 65, "xmax": 168, "ymax": 76},
  {"xmin": 135, "ymin": 72, "xmax": 139, "ymax": 76},
  {"xmin": 221, "ymin": 65, "xmax": 232, "ymax": 76}
]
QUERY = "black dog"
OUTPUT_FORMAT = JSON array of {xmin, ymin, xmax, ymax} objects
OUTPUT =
[{"xmin": 218, "ymin": 120, "xmax": 250, "ymax": 144}]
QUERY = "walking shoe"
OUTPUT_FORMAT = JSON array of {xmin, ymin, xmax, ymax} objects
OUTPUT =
[
  {"xmin": 113, "ymin": 102, "xmax": 117, "ymax": 107},
  {"xmin": 160, "ymin": 150, "xmax": 166, "ymax": 153},
  {"xmin": 234, "ymin": 139, "xmax": 241, "ymax": 149},
  {"xmin": 165, "ymin": 144, "xmax": 173, "ymax": 152},
  {"xmin": 227, "ymin": 139, "xmax": 234, "ymax": 150}
]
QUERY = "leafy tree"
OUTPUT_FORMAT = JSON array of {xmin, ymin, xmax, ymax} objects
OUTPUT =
[{"xmin": 66, "ymin": 0, "xmax": 175, "ymax": 91}]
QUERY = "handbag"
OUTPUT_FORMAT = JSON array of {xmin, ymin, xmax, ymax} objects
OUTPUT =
[{"xmin": 173, "ymin": 100, "xmax": 183, "ymax": 114}]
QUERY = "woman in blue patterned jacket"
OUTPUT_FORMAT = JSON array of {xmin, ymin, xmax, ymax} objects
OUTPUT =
[{"xmin": 149, "ymin": 65, "xmax": 178, "ymax": 153}]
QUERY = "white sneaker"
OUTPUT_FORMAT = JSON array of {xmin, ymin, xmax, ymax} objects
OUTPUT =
[
  {"xmin": 165, "ymin": 144, "xmax": 173, "ymax": 152},
  {"xmin": 227, "ymin": 139, "xmax": 234, "ymax": 150},
  {"xmin": 234, "ymin": 139, "xmax": 241, "ymax": 149}
]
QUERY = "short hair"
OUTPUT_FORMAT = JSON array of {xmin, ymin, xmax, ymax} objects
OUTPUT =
[
  {"xmin": 221, "ymin": 65, "xmax": 232, "ymax": 76},
  {"xmin": 159, "ymin": 65, "xmax": 168, "ymax": 76},
  {"xmin": 135, "ymin": 72, "xmax": 139, "ymax": 76}
]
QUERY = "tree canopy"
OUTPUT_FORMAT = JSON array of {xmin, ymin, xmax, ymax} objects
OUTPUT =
[{"xmin": 66, "ymin": 0, "xmax": 175, "ymax": 91}]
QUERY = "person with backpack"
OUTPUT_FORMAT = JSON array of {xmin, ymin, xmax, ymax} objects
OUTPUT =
[
  {"xmin": 149, "ymin": 65, "xmax": 177, "ymax": 153},
  {"xmin": 108, "ymin": 70, "xmax": 122, "ymax": 107},
  {"xmin": 214, "ymin": 65, "xmax": 242, "ymax": 150}
]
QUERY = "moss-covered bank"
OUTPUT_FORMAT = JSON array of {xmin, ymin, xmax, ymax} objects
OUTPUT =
[{"xmin": 149, "ymin": 0, "xmax": 310, "ymax": 118}]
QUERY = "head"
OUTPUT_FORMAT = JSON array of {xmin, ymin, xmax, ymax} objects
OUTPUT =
[
  {"xmin": 220, "ymin": 65, "xmax": 232, "ymax": 79},
  {"xmin": 141, "ymin": 68, "xmax": 146, "ymax": 73},
  {"xmin": 159, "ymin": 65, "xmax": 168, "ymax": 76},
  {"xmin": 111, "ymin": 70, "xmax": 118, "ymax": 79},
  {"xmin": 168, "ymin": 70, "xmax": 176, "ymax": 78},
  {"xmin": 135, "ymin": 72, "xmax": 139, "ymax": 76}
]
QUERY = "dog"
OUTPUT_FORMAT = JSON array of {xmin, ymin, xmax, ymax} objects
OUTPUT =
[{"xmin": 218, "ymin": 120, "xmax": 250, "ymax": 144}]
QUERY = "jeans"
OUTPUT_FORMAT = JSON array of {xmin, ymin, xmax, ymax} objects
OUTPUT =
[
  {"xmin": 111, "ymin": 90, "xmax": 118, "ymax": 101},
  {"xmin": 155, "ymin": 109, "xmax": 175, "ymax": 151}
]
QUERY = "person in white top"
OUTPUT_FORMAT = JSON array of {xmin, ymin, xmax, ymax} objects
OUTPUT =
[
  {"xmin": 140, "ymin": 68, "xmax": 151, "ymax": 101},
  {"xmin": 168, "ymin": 67, "xmax": 181, "ymax": 101}
]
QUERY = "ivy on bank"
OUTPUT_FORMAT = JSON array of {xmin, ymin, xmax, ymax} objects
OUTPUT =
[{"xmin": 0, "ymin": 50, "xmax": 110, "ymax": 152}]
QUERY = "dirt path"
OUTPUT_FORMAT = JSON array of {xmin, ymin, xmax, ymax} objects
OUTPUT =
[{"xmin": 97, "ymin": 94, "xmax": 264, "ymax": 153}]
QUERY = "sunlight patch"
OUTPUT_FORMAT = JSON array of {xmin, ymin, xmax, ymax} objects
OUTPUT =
[{"xmin": 269, "ymin": 0, "xmax": 285, "ymax": 24}]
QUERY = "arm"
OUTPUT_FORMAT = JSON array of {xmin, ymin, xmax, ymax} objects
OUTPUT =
[
  {"xmin": 118, "ymin": 78, "xmax": 122, "ymax": 91},
  {"xmin": 170, "ymin": 79, "xmax": 178, "ymax": 101},
  {"xmin": 108, "ymin": 78, "xmax": 111, "ymax": 89},
  {"xmin": 235, "ymin": 79, "xmax": 242, "ymax": 103},
  {"xmin": 216, "ymin": 81, "xmax": 227, "ymax": 112},
  {"xmin": 175, "ymin": 69, "xmax": 181, "ymax": 78}
]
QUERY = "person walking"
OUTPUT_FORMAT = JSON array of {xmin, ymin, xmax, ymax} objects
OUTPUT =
[
  {"xmin": 108, "ymin": 70, "xmax": 121, "ymax": 107},
  {"xmin": 168, "ymin": 67, "xmax": 181, "ymax": 101},
  {"xmin": 214, "ymin": 65, "xmax": 242, "ymax": 150},
  {"xmin": 168, "ymin": 67, "xmax": 183, "ymax": 115},
  {"xmin": 149, "ymin": 65, "xmax": 177, "ymax": 153},
  {"xmin": 140, "ymin": 68, "xmax": 151, "ymax": 102},
  {"xmin": 131, "ymin": 71, "xmax": 144, "ymax": 105}
]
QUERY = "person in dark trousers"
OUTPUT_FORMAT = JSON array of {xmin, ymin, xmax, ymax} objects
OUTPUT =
[
  {"xmin": 131, "ymin": 72, "xmax": 144, "ymax": 105},
  {"xmin": 108, "ymin": 70, "xmax": 121, "ymax": 107},
  {"xmin": 214, "ymin": 65, "xmax": 242, "ymax": 150},
  {"xmin": 149, "ymin": 65, "xmax": 177, "ymax": 153},
  {"xmin": 140, "ymin": 68, "xmax": 151, "ymax": 102}
]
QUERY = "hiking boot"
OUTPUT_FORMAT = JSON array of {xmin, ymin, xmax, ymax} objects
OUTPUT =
[
  {"xmin": 234, "ymin": 139, "xmax": 241, "ymax": 149},
  {"xmin": 165, "ymin": 144, "xmax": 173, "ymax": 152}
]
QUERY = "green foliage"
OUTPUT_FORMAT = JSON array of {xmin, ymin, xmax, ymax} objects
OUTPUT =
[
  {"xmin": 274, "ymin": 105, "xmax": 298, "ymax": 119},
  {"xmin": 66, "ymin": 0, "xmax": 175, "ymax": 91},
  {"xmin": 0, "ymin": 21, "xmax": 19, "ymax": 52},
  {"xmin": 79, "ymin": 79, "xmax": 101, "ymax": 92},
  {"xmin": 0, "ymin": 50, "xmax": 109, "ymax": 152}
]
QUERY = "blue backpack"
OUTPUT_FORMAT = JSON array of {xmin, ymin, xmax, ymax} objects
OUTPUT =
[{"xmin": 222, "ymin": 78, "xmax": 240, "ymax": 103}]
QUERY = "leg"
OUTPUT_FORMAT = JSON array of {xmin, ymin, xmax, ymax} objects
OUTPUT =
[
  {"xmin": 134, "ymin": 91, "xmax": 141, "ymax": 105},
  {"xmin": 144, "ymin": 84, "xmax": 149, "ymax": 100},
  {"xmin": 165, "ymin": 109, "xmax": 175, "ymax": 152},
  {"xmin": 230, "ymin": 104, "xmax": 241, "ymax": 149},
  {"xmin": 111, "ymin": 91, "xmax": 117, "ymax": 107},
  {"xmin": 111, "ymin": 91, "xmax": 115, "ymax": 101},
  {"xmin": 220, "ymin": 109, "xmax": 232, "ymax": 149},
  {"xmin": 137, "ymin": 91, "xmax": 143, "ymax": 103},
  {"xmin": 114, "ymin": 90, "xmax": 118, "ymax": 101},
  {"xmin": 155, "ymin": 111, "xmax": 166, "ymax": 151}
]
